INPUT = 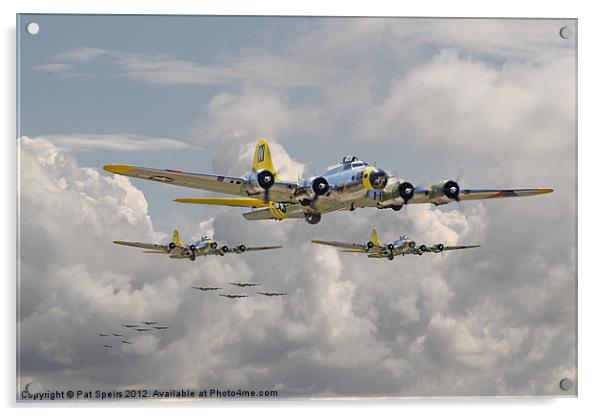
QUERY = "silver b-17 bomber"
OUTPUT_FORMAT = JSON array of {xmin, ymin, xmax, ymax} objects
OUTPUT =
[
  {"xmin": 192, "ymin": 286, "xmax": 223, "ymax": 291},
  {"xmin": 114, "ymin": 229, "xmax": 282, "ymax": 261},
  {"xmin": 219, "ymin": 294, "xmax": 249, "ymax": 299},
  {"xmin": 104, "ymin": 138, "xmax": 553, "ymax": 226},
  {"xmin": 229, "ymin": 282, "xmax": 261, "ymax": 288},
  {"xmin": 312, "ymin": 228, "xmax": 480, "ymax": 261},
  {"xmin": 257, "ymin": 292, "xmax": 288, "ymax": 297}
]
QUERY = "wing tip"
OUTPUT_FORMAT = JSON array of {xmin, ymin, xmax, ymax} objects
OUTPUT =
[
  {"xmin": 537, "ymin": 188, "xmax": 554, "ymax": 195},
  {"xmin": 104, "ymin": 164, "xmax": 134, "ymax": 175}
]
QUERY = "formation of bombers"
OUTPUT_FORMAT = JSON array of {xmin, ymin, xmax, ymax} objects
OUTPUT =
[
  {"xmin": 98, "ymin": 321, "xmax": 170, "ymax": 349},
  {"xmin": 105, "ymin": 138, "xmax": 553, "ymax": 267}
]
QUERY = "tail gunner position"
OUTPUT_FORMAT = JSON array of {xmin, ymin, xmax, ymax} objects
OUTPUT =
[{"xmin": 104, "ymin": 138, "xmax": 553, "ymax": 225}]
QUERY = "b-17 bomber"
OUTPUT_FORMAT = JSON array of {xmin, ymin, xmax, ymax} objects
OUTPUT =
[
  {"xmin": 97, "ymin": 333, "xmax": 109, "ymax": 337},
  {"xmin": 140, "ymin": 321, "xmax": 158, "ymax": 325},
  {"xmin": 121, "ymin": 324, "xmax": 139, "ymax": 328},
  {"xmin": 219, "ymin": 294, "xmax": 249, "ymax": 299},
  {"xmin": 104, "ymin": 138, "xmax": 553, "ymax": 225},
  {"xmin": 133, "ymin": 328, "xmax": 153, "ymax": 332},
  {"xmin": 154, "ymin": 326, "xmax": 170, "ymax": 330},
  {"xmin": 121, "ymin": 340, "xmax": 134, "ymax": 344},
  {"xmin": 257, "ymin": 292, "xmax": 287, "ymax": 297},
  {"xmin": 192, "ymin": 286, "xmax": 223, "ymax": 291},
  {"xmin": 312, "ymin": 228, "xmax": 480, "ymax": 261},
  {"xmin": 114, "ymin": 229, "xmax": 281, "ymax": 261},
  {"xmin": 102, "ymin": 344, "xmax": 113, "ymax": 348},
  {"xmin": 229, "ymin": 282, "xmax": 261, "ymax": 288}
]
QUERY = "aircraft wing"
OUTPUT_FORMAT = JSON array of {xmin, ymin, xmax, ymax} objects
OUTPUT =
[
  {"xmin": 457, "ymin": 189, "xmax": 552, "ymax": 201},
  {"xmin": 233, "ymin": 245, "xmax": 283, "ymax": 253},
  {"xmin": 113, "ymin": 240, "xmax": 167, "ymax": 252},
  {"xmin": 104, "ymin": 165, "xmax": 248, "ymax": 196},
  {"xmin": 409, "ymin": 188, "xmax": 553, "ymax": 204},
  {"xmin": 104, "ymin": 165, "xmax": 301, "ymax": 203},
  {"xmin": 311, "ymin": 240, "xmax": 367, "ymax": 251},
  {"xmin": 441, "ymin": 244, "xmax": 481, "ymax": 251},
  {"xmin": 419, "ymin": 244, "xmax": 481, "ymax": 253}
]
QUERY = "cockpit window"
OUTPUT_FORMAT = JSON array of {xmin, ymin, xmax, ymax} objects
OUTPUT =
[{"xmin": 351, "ymin": 162, "xmax": 363, "ymax": 168}]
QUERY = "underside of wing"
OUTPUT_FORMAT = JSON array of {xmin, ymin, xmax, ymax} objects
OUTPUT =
[
  {"xmin": 173, "ymin": 197, "xmax": 270, "ymax": 207},
  {"xmin": 367, "ymin": 252, "xmax": 390, "ymax": 258},
  {"xmin": 311, "ymin": 240, "xmax": 366, "ymax": 250},
  {"xmin": 104, "ymin": 165, "xmax": 247, "ymax": 195},
  {"xmin": 113, "ymin": 240, "xmax": 167, "ymax": 252},
  {"xmin": 246, "ymin": 181, "xmax": 303, "ymax": 203},
  {"xmin": 339, "ymin": 249, "xmax": 369, "ymax": 253}
]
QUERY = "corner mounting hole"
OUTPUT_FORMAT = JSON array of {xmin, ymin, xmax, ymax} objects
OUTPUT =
[
  {"xmin": 26, "ymin": 22, "xmax": 40, "ymax": 35},
  {"xmin": 559, "ymin": 378, "xmax": 573, "ymax": 391},
  {"xmin": 559, "ymin": 26, "xmax": 572, "ymax": 40}
]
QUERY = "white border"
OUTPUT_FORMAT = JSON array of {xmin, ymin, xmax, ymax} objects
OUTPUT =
[{"xmin": 3, "ymin": 1, "xmax": 600, "ymax": 414}]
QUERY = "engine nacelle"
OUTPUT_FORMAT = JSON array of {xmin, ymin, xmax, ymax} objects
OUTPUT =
[
  {"xmin": 428, "ymin": 180, "xmax": 461, "ymax": 204},
  {"xmin": 249, "ymin": 169, "xmax": 276, "ymax": 193},
  {"xmin": 398, "ymin": 181, "xmax": 415, "ymax": 203},
  {"xmin": 362, "ymin": 167, "xmax": 389, "ymax": 190},
  {"xmin": 299, "ymin": 176, "xmax": 329, "ymax": 201}
]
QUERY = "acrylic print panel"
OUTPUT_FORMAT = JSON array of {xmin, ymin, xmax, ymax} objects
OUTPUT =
[{"xmin": 17, "ymin": 15, "xmax": 577, "ymax": 400}]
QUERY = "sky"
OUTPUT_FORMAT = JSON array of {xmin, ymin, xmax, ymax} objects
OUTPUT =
[{"xmin": 17, "ymin": 15, "xmax": 576, "ymax": 398}]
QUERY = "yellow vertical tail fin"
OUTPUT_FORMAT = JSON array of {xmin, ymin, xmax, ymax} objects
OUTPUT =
[
  {"xmin": 370, "ymin": 228, "xmax": 382, "ymax": 246},
  {"xmin": 172, "ymin": 229, "xmax": 183, "ymax": 246},
  {"xmin": 252, "ymin": 138, "xmax": 279, "ymax": 178}
]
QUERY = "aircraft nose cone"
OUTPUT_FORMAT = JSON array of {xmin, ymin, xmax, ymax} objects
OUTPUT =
[{"xmin": 369, "ymin": 168, "xmax": 389, "ymax": 190}]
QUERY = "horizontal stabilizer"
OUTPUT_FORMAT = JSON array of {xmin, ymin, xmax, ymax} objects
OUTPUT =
[{"xmin": 173, "ymin": 197, "xmax": 270, "ymax": 208}]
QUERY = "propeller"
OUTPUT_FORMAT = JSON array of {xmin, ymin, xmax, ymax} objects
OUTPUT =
[
  {"xmin": 398, "ymin": 181, "xmax": 415, "ymax": 203},
  {"xmin": 301, "ymin": 176, "xmax": 329, "ymax": 207},
  {"xmin": 257, "ymin": 169, "xmax": 276, "ymax": 203},
  {"xmin": 443, "ymin": 180, "xmax": 460, "ymax": 201}
]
